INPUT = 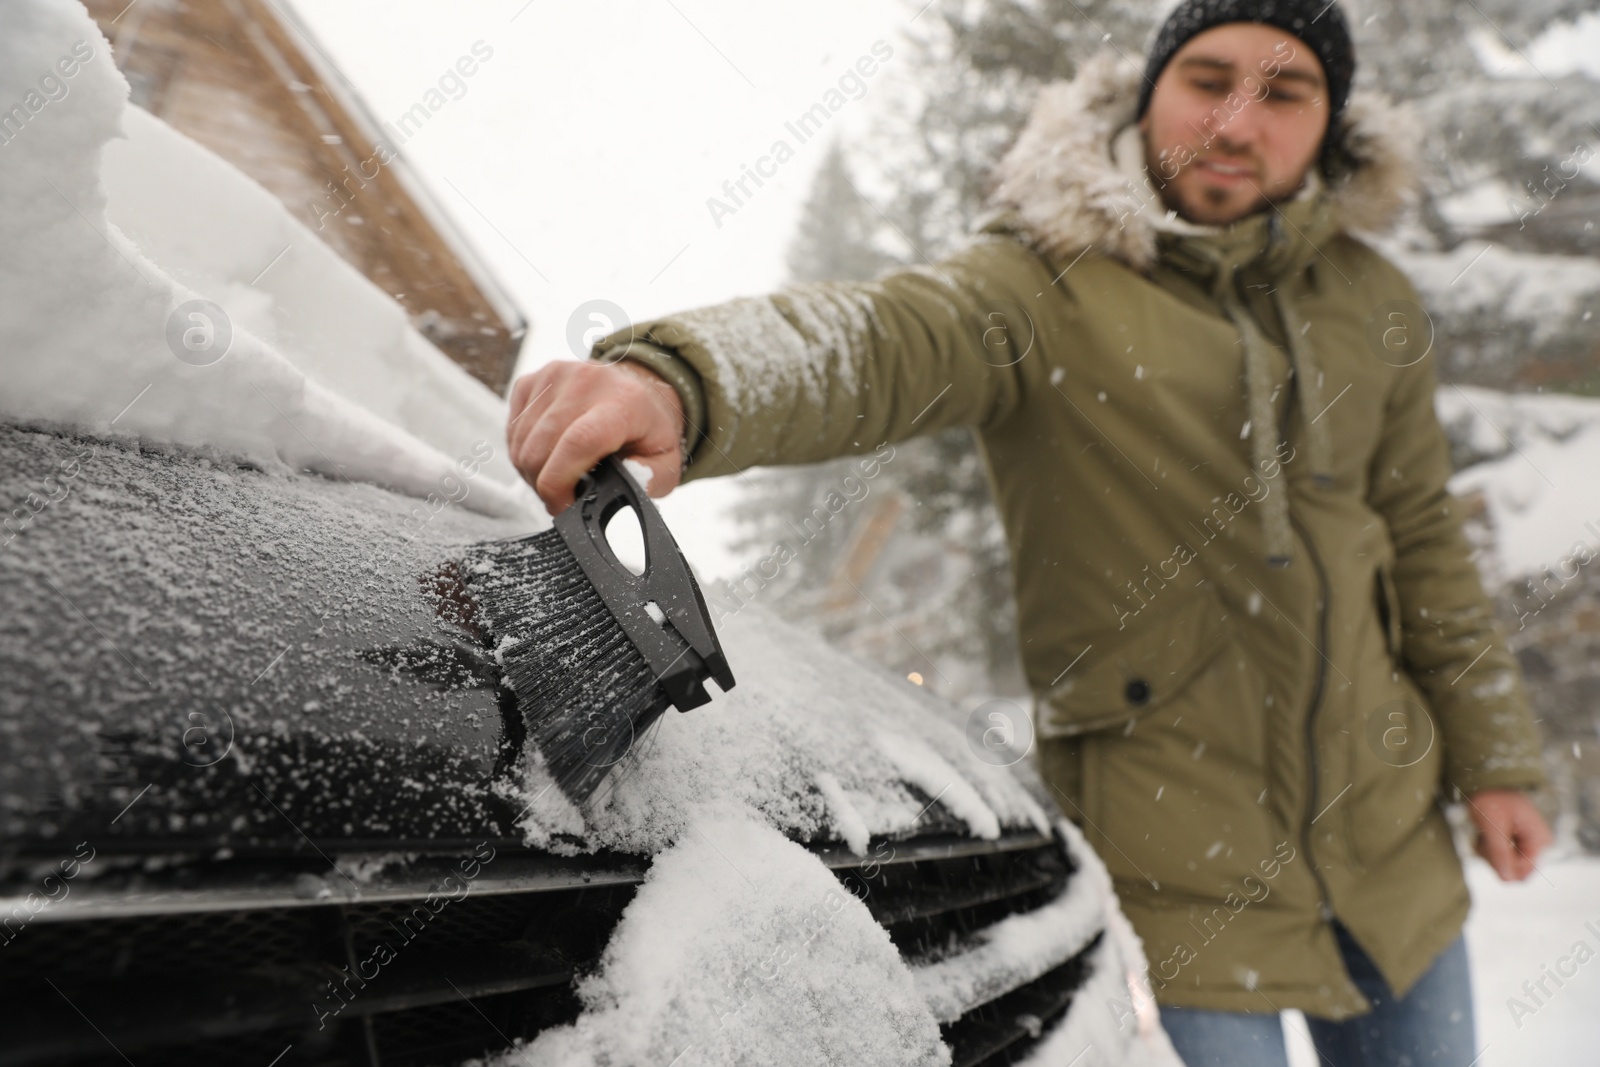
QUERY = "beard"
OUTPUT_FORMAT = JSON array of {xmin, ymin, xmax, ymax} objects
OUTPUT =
[
  {"xmin": 1141, "ymin": 129, "xmax": 1311, "ymax": 227},
  {"xmin": 1157, "ymin": 167, "xmax": 1297, "ymax": 226},
  {"xmin": 1192, "ymin": 181, "xmax": 1270, "ymax": 222}
]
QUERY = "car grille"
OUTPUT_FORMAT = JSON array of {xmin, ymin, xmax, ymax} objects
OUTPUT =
[
  {"xmin": 829, "ymin": 831, "xmax": 1101, "ymax": 1067},
  {"xmin": 1, "ymin": 831, "xmax": 1101, "ymax": 1067}
]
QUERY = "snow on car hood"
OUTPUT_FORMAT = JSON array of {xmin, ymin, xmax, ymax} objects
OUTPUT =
[
  {"xmin": 474, "ymin": 807, "xmax": 1180, "ymax": 1067},
  {"xmin": 484, "ymin": 811, "xmax": 951, "ymax": 1067},
  {"xmin": 0, "ymin": 0, "xmax": 531, "ymax": 518},
  {"xmin": 503, "ymin": 602, "xmax": 1055, "ymax": 857}
]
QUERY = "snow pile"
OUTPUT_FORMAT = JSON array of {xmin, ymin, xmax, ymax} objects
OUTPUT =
[
  {"xmin": 0, "ymin": 0, "xmax": 530, "ymax": 517},
  {"xmin": 479, "ymin": 809, "xmax": 948, "ymax": 1067},
  {"xmin": 1463, "ymin": 853, "xmax": 1600, "ymax": 1066},
  {"xmin": 1434, "ymin": 180, "xmax": 1528, "ymax": 230},
  {"xmin": 501, "ymin": 604, "xmax": 1053, "ymax": 856},
  {"xmin": 1438, "ymin": 385, "xmax": 1600, "ymax": 468},
  {"xmin": 1442, "ymin": 387, "xmax": 1600, "ymax": 580}
]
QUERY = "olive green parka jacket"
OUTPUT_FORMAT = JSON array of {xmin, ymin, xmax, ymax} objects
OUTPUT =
[{"xmin": 590, "ymin": 50, "xmax": 1548, "ymax": 1018}]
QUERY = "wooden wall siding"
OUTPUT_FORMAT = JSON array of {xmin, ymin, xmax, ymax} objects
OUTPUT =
[{"xmin": 84, "ymin": 0, "xmax": 525, "ymax": 395}]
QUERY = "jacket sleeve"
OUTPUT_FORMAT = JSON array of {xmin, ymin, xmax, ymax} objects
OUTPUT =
[
  {"xmin": 586, "ymin": 234, "xmax": 1049, "ymax": 481},
  {"xmin": 1364, "ymin": 277, "xmax": 1548, "ymax": 798}
]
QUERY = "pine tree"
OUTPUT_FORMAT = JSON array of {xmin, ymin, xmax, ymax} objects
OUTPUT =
[
  {"xmin": 785, "ymin": 140, "xmax": 902, "ymax": 285},
  {"xmin": 720, "ymin": 141, "xmax": 909, "ymax": 667}
]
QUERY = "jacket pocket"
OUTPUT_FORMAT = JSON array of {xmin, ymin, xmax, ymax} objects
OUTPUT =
[
  {"xmin": 1034, "ymin": 584, "xmax": 1277, "ymax": 898},
  {"xmin": 1374, "ymin": 562, "xmax": 1403, "ymax": 663},
  {"xmin": 1346, "ymin": 670, "xmax": 1445, "ymax": 871},
  {"xmin": 1036, "ymin": 582, "xmax": 1233, "ymax": 738}
]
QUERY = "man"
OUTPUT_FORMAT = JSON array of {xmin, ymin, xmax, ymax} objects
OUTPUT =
[{"xmin": 505, "ymin": 1, "xmax": 1553, "ymax": 1063}]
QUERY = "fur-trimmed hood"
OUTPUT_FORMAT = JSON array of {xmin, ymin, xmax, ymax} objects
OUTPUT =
[{"xmin": 985, "ymin": 49, "xmax": 1423, "ymax": 272}]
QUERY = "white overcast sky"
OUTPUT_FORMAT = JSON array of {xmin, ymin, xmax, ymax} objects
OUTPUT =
[
  {"xmin": 288, "ymin": 0, "xmax": 911, "ymax": 577},
  {"xmin": 285, "ymin": 0, "xmax": 1599, "ymax": 376}
]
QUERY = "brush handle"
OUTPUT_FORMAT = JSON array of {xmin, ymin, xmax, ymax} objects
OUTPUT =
[{"xmin": 552, "ymin": 455, "xmax": 735, "ymax": 712}]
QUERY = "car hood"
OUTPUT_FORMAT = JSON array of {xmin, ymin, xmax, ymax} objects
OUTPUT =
[{"xmin": 2, "ymin": 424, "xmax": 1052, "ymax": 863}]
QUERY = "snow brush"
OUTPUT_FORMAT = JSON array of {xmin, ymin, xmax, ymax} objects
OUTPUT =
[{"xmin": 461, "ymin": 455, "xmax": 735, "ymax": 804}]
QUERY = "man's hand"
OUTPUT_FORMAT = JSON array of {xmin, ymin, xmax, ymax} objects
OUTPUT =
[
  {"xmin": 506, "ymin": 358, "xmax": 686, "ymax": 516},
  {"xmin": 1465, "ymin": 788, "xmax": 1552, "ymax": 882}
]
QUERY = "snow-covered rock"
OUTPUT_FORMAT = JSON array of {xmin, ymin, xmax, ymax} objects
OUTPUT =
[{"xmin": 1442, "ymin": 386, "xmax": 1600, "ymax": 583}]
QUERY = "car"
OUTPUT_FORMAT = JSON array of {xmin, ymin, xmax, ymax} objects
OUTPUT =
[
  {"xmin": 0, "ymin": 419, "xmax": 1180, "ymax": 1067},
  {"xmin": 0, "ymin": 0, "xmax": 1183, "ymax": 1056}
]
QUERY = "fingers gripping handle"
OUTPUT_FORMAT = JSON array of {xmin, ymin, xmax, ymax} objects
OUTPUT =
[{"xmin": 552, "ymin": 455, "xmax": 735, "ymax": 711}]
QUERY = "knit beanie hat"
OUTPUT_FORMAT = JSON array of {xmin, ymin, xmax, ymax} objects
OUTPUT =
[{"xmin": 1135, "ymin": 0, "xmax": 1356, "ymax": 132}]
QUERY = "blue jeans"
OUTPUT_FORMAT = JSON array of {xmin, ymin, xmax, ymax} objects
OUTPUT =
[{"xmin": 1159, "ymin": 922, "xmax": 1476, "ymax": 1066}]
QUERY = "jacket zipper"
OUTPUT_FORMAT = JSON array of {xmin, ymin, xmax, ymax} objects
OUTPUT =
[
  {"xmin": 1279, "ymin": 365, "xmax": 1337, "ymax": 923},
  {"xmin": 1237, "ymin": 254, "xmax": 1338, "ymax": 924},
  {"xmin": 1289, "ymin": 508, "xmax": 1337, "ymax": 922}
]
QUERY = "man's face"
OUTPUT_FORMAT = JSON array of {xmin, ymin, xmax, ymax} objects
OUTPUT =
[{"xmin": 1138, "ymin": 23, "xmax": 1331, "ymax": 226}]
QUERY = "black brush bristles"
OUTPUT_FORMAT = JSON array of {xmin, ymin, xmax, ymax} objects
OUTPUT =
[{"xmin": 463, "ymin": 527, "xmax": 671, "ymax": 804}]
